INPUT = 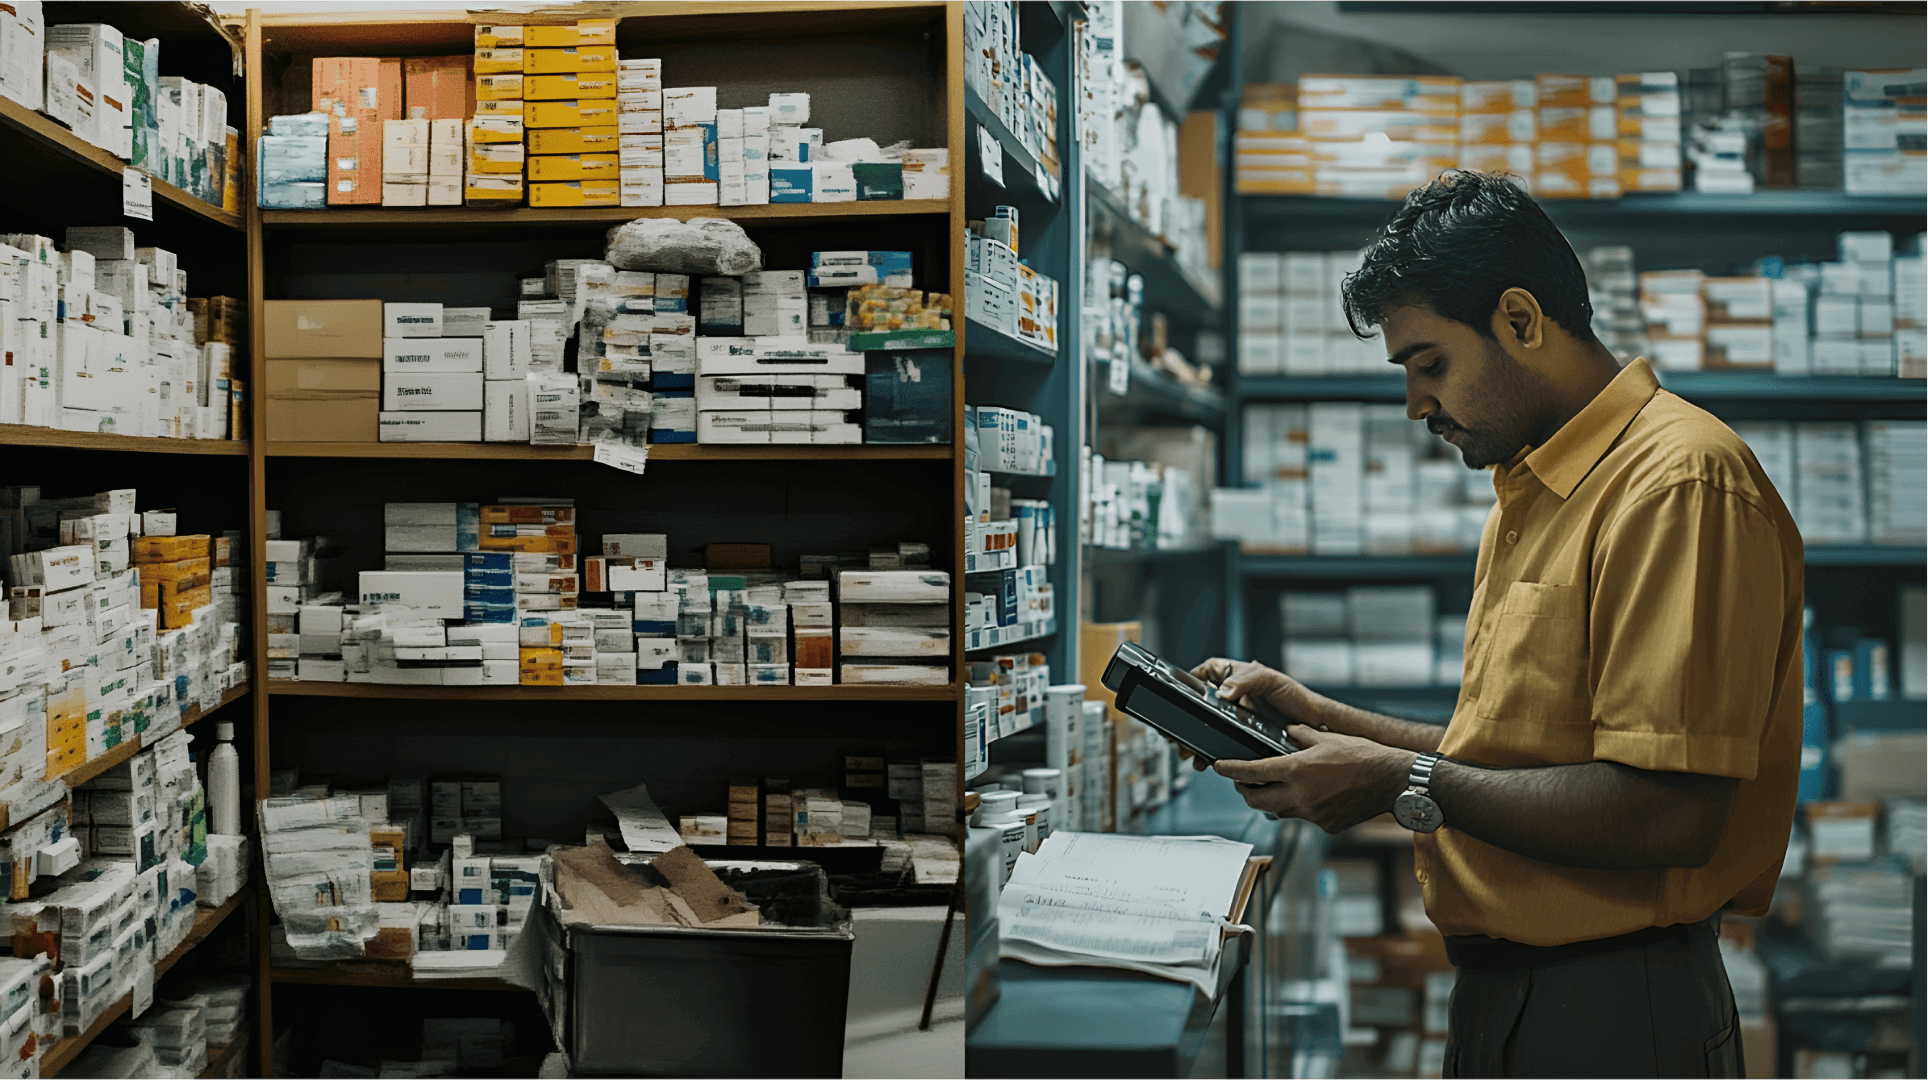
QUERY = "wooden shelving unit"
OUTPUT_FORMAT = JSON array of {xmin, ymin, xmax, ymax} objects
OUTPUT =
[
  {"xmin": 234, "ymin": 5, "xmax": 972, "ymax": 1074},
  {"xmin": 39, "ymin": 893, "xmax": 249, "ymax": 1078},
  {"xmin": 266, "ymin": 681, "xmax": 957, "ymax": 702},
  {"xmin": 0, "ymin": 423, "xmax": 249, "ymax": 456},
  {"xmin": 261, "ymin": 199, "xmax": 948, "ymax": 230}
]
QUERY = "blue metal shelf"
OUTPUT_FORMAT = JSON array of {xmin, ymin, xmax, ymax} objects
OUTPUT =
[
  {"xmin": 1087, "ymin": 179, "xmax": 1223, "ymax": 318},
  {"xmin": 963, "ymin": 315, "xmax": 1057, "ymax": 366},
  {"xmin": 1087, "ymin": 541, "xmax": 1232, "ymax": 568},
  {"xmin": 1235, "ymin": 373, "xmax": 1927, "ymax": 404},
  {"xmin": 964, "ymin": 85, "xmax": 1059, "ymax": 209},
  {"xmin": 1238, "ymin": 546, "xmax": 1923, "ymax": 577},
  {"xmin": 1100, "ymin": 359, "xmax": 1228, "ymax": 426},
  {"xmin": 1241, "ymin": 191, "xmax": 1927, "ymax": 220},
  {"xmin": 966, "ymin": 617, "xmax": 1058, "ymax": 654}
]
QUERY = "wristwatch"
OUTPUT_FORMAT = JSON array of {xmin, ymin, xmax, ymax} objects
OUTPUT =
[{"xmin": 1393, "ymin": 752, "xmax": 1445, "ymax": 833}]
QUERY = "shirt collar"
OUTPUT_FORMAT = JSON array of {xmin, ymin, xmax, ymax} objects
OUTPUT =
[{"xmin": 1515, "ymin": 359, "xmax": 1662, "ymax": 501}]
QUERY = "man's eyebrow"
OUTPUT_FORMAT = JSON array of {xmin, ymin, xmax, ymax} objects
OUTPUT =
[{"xmin": 1388, "ymin": 342, "xmax": 1437, "ymax": 366}]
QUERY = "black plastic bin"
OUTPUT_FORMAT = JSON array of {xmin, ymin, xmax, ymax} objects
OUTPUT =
[{"xmin": 563, "ymin": 920, "xmax": 855, "ymax": 1077}]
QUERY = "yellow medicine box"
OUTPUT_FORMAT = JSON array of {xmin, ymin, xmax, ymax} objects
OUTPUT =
[
  {"xmin": 525, "ymin": 72, "xmax": 618, "ymax": 100},
  {"xmin": 524, "ymin": 99, "xmax": 617, "ymax": 128},
  {"xmin": 476, "ymin": 74, "xmax": 523, "ymax": 100},
  {"xmin": 522, "ymin": 45, "xmax": 617, "ymax": 74},
  {"xmin": 465, "ymin": 176, "xmax": 525, "ymax": 204},
  {"xmin": 475, "ymin": 98, "xmax": 524, "ymax": 118},
  {"xmin": 576, "ymin": 18, "xmax": 616, "ymax": 45},
  {"xmin": 527, "ymin": 153, "xmax": 619, "ymax": 181},
  {"xmin": 524, "ymin": 24, "xmax": 580, "ymax": 47},
  {"xmin": 528, "ymin": 126, "xmax": 619, "ymax": 154},
  {"xmin": 474, "ymin": 24, "xmax": 524, "ymax": 49},
  {"xmin": 470, "ymin": 143, "xmax": 526, "ymax": 174},
  {"xmin": 474, "ymin": 48, "xmax": 523, "ymax": 74}
]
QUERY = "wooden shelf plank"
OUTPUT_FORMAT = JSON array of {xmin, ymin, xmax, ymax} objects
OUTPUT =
[
  {"xmin": 40, "ymin": 893, "xmax": 249, "ymax": 1078},
  {"xmin": 0, "ymin": 96, "xmax": 242, "ymax": 231},
  {"xmin": 254, "ymin": 3, "xmax": 949, "ymax": 52},
  {"xmin": 56, "ymin": 686, "xmax": 251, "ymax": 791},
  {"xmin": 0, "ymin": 424, "xmax": 250, "ymax": 456},
  {"xmin": 267, "ymin": 681, "xmax": 957, "ymax": 702},
  {"xmin": 269, "ymin": 964, "xmax": 523, "ymax": 992},
  {"xmin": 260, "ymin": 200, "xmax": 950, "ymax": 230},
  {"xmin": 261, "ymin": 441, "xmax": 953, "ymax": 461}
]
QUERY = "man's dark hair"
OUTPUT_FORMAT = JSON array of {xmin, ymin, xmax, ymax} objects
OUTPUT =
[{"xmin": 1340, "ymin": 171, "xmax": 1595, "ymax": 342}]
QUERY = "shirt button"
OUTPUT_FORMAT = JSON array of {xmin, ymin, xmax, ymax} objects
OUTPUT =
[{"xmin": 1505, "ymin": 530, "xmax": 1519, "ymax": 544}]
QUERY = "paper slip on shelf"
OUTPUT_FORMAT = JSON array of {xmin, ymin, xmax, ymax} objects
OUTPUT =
[{"xmin": 997, "ymin": 832, "xmax": 1257, "ymax": 994}]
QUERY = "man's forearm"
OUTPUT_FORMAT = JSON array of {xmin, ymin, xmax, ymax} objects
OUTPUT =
[
  {"xmin": 1304, "ymin": 693, "xmax": 1445, "ymax": 754},
  {"xmin": 1428, "ymin": 758, "xmax": 1735, "ymax": 871}
]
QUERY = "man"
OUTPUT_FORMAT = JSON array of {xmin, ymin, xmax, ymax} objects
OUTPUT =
[{"xmin": 1192, "ymin": 171, "xmax": 1803, "ymax": 1078}]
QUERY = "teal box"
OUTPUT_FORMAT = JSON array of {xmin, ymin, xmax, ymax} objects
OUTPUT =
[{"xmin": 863, "ymin": 348, "xmax": 952, "ymax": 444}]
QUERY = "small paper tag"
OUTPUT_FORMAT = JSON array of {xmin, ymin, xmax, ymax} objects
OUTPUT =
[
  {"xmin": 132, "ymin": 963, "xmax": 154, "ymax": 1018},
  {"xmin": 978, "ymin": 125, "xmax": 1004, "ymax": 186},
  {"xmin": 592, "ymin": 443, "xmax": 649, "ymax": 475},
  {"xmin": 122, "ymin": 168, "xmax": 154, "ymax": 221},
  {"xmin": 1108, "ymin": 355, "xmax": 1131, "ymax": 395}
]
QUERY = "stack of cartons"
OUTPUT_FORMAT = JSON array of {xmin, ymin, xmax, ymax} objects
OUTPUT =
[
  {"xmin": 133, "ymin": 534, "xmax": 210, "ymax": 631},
  {"xmin": 1458, "ymin": 79, "xmax": 1535, "ymax": 182},
  {"xmin": 1309, "ymin": 403, "xmax": 1365, "ymax": 555},
  {"xmin": 1863, "ymin": 421, "xmax": 1928, "ymax": 546},
  {"xmin": 256, "ymin": 112, "xmax": 327, "ymax": 209},
  {"xmin": 470, "ymin": 25, "xmax": 527, "ymax": 206},
  {"xmin": 1613, "ymin": 72, "xmax": 1683, "ymax": 193},
  {"xmin": 834, "ymin": 568, "xmax": 950, "ymax": 685},
  {"xmin": 1894, "ymin": 243, "xmax": 1925, "ymax": 378},
  {"xmin": 1843, "ymin": 67, "xmax": 1920, "ymax": 194},
  {"xmin": 1234, "ymin": 251, "xmax": 1281, "ymax": 376},
  {"xmin": 1534, "ymin": 73, "xmax": 1618, "ymax": 199},
  {"xmin": 1362, "ymin": 406, "xmax": 1416, "ymax": 556},
  {"xmin": 787, "ymin": 579, "xmax": 833, "ymax": 685},
  {"xmin": 1638, "ymin": 269, "xmax": 1705, "ymax": 370},
  {"xmin": 264, "ymin": 298, "xmax": 382, "ymax": 441},
  {"xmin": 1795, "ymin": 65, "xmax": 1844, "ymax": 190},
  {"xmin": 523, "ymin": 20, "xmax": 618, "ymax": 208},
  {"xmin": 0, "ymin": 2, "xmax": 45, "ymax": 111},
  {"xmin": 1234, "ymin": 83, "xmax": 1310, "ymax": 195},
  {"xmin": 1583, "ymin": 245, "xmax": 1645, "ymax": 365},
  {"xmin": 1702, "ymin": 275, "xmax": 1775, "ymax": 370},
  {"xmin": 1793, "ymin": 423, "xmax": 1867, "ymax": 545},
  {"xmin": 616, "ymin": 59, "xmax": 663, "ymax": 207},
  {"xmin": 1840, "ymin": 231, "xmax": 1896, "ymax": 376},
  {"xmin": 45, "ymin": 23, "xmax": 123, "ymax": 155},
  {"xmin": 379, "ymin": 302, "xmax": 483, "ymax": 441},
  {"xmin": 664, "ymin": 85, "xmax": 719, "ymax": 207},
  {"xmin": 1298, "ymin": 75, "xmax": 1458, "ymax": 200}
]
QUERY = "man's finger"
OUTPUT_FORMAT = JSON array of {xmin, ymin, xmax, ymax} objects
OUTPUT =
[
  {"xmin": 1213, "ymin": 756, "xmax": 1291, "ymax": 784},
  {"xmin": 1287, "ymin": 723, "xmax": 1326, "ymax": 747}
]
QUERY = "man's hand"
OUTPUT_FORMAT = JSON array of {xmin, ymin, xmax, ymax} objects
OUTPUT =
[
  {"xmin": 1213, "ymin": 726, "xmax": 1418, "ymax": 834},
  {"xmin": 1190, "ymin": 658, "xmax": 1318, "ymax": 723}
]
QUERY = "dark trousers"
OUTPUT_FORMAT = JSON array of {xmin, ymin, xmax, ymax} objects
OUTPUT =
[{"xmin": 1441, "ymin": 915, "xmax": 1745, "ymax": 1078}]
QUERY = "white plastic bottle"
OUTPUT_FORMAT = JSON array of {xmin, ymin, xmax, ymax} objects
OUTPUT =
[{"xmin": 209, "ymin": 721, "xmax": 241, "ymax": 836}]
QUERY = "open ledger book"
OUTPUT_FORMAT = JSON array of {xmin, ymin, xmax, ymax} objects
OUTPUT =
[{"xmin": 998, "ymin": 832, "xmax": 1257, "ymax": 993}]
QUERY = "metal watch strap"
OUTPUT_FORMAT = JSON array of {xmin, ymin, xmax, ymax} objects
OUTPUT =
[{"xmin": 1407, "ymin": 752, "xmax": 1441, "ymax": 793}]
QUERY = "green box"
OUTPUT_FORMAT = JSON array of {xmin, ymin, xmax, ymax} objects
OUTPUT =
[{"xmin": 852, "ymin": 162, "xmax": 905, "ymax": 201}]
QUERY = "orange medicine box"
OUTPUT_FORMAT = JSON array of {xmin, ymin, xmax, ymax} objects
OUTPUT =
[
  {"xmin": 527, "ymin": 153, "xmax": 619, "ymax": 181},
  {"xmin": 133, "ymin": 534, "xmax": 208, "ymax": 563},
  {"xmin": 525, "ymin": 99, "xmax": 616, "ymax": 128},
  {"xmin": 528, "ymin": 126, "xmax": 619, "ymax": 154},
  {"xmin": 523, "ymin": 45, "xmax": 617, "ymax": 74},
  {"xmin": 1462, "ymin": 79, "xmax": 1535, "ymax": 113},
  {"xmin": 525, "ymin": 72, "xmax": 618, "ymax": 100},
  {"xmin": 1536, "ymin": 73, "xmax": 1614, "ymax": 108},
  {"xmin": 328, "ymin": 113, "xmax": 381, "ymax": 204}
]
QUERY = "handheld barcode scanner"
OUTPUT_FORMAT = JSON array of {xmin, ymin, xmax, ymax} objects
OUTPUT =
[{"xmin": 1101, "ymin": 642, "xmax": 1302, "ymax": 764}]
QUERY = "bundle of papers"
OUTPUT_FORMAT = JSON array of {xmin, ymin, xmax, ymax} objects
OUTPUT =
[{"xmin": 998, "ymin": 832, "xmax": 1254, "ymax": 992}]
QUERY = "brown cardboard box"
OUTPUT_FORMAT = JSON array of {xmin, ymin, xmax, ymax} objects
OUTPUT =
[
  {"xmin": 379, "ymin": 57, "xmax": 403, "ymax": 120},
  {"xmin": 404, "ymin": 55, "xmax": 474, "ymax": 120},
  {"xmin": 327, "ymin": 112, "xmax": 380, "ymax": 205},
  {"xmin": 266, "ymin": 357, "xmax": 381, "ymax": 441},
  {"xmin": 311, "ymin": 56, "xmax": 378, "ymax": 117},
  {"xmin": 264, "ymin": 300, "xmax": 383, "ymax": 358}
]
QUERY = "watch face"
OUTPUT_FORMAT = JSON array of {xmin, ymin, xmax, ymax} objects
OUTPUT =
[{"xmin": 1395, "ymin": 791, "xmax": 1443, "ymax": 833}]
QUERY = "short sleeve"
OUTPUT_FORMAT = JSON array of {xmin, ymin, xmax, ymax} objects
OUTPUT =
[{"xmin": 1589, "ymin": 481, "xmax": 1786, "ymax": 780}]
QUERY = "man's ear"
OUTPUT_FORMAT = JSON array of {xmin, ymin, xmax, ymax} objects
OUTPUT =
[{"xmin": 1490, "ymin": 287, "xmax": 1545, "ymax": 352}]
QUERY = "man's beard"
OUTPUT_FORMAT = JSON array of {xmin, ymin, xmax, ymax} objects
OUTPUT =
[{"xmin": 1433, "ymin": 340, "xmax": 1535, "ymax": 470}]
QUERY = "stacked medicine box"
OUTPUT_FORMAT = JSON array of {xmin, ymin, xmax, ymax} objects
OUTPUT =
[
  {"xmin": 616, "ymin": 59, "xmax": 663, "ymax": 206},
  {"xmin": 1532, "ymin": 74, "xmax": 1620, "ymax": 199},
  {"xmin": 1843, "ymin": 68, "xmax": 1928, "ymax": 196},
  {"xmin": 1234, "ymin": 248, "xmax": 1377, "ymax": 376},
  {"xmin": 470, "ymin": 25, "xmax": 527, "ymax": 206},
  {"xmin": 382, "ymin": 118, "xmax": 463, "ymax": 207},
  {"xmin": 379, "ymin": 303, "xmax": 487, "ymax": 442},
  {"xmin": 663, "ymin": 85, "xmax": 719, "ymax": 207},
  {"xmin": 1299, "ymin": 75, "xmax": 1460, "ymax": 200},
  {"xmin": 313, "ymin": 57, "xmax": 387, "ymax": 205},
  {"xmin": 521, "ymin": 19, "xmax": 619, "ymax": 208},
  {"xmin": 834, "ymin": 564, "xmax": 951, "ymax": 686}
]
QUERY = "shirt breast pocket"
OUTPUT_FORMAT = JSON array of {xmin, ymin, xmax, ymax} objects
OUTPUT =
[{"xmin": 1473, "ymin": 581, "xmax": 1589, "ymax": 726}]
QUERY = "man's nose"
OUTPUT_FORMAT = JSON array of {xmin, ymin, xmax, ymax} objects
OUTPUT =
[{"xmin": 1406, "ymin": 381, "xmax": 1435, "ymax": 424}]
